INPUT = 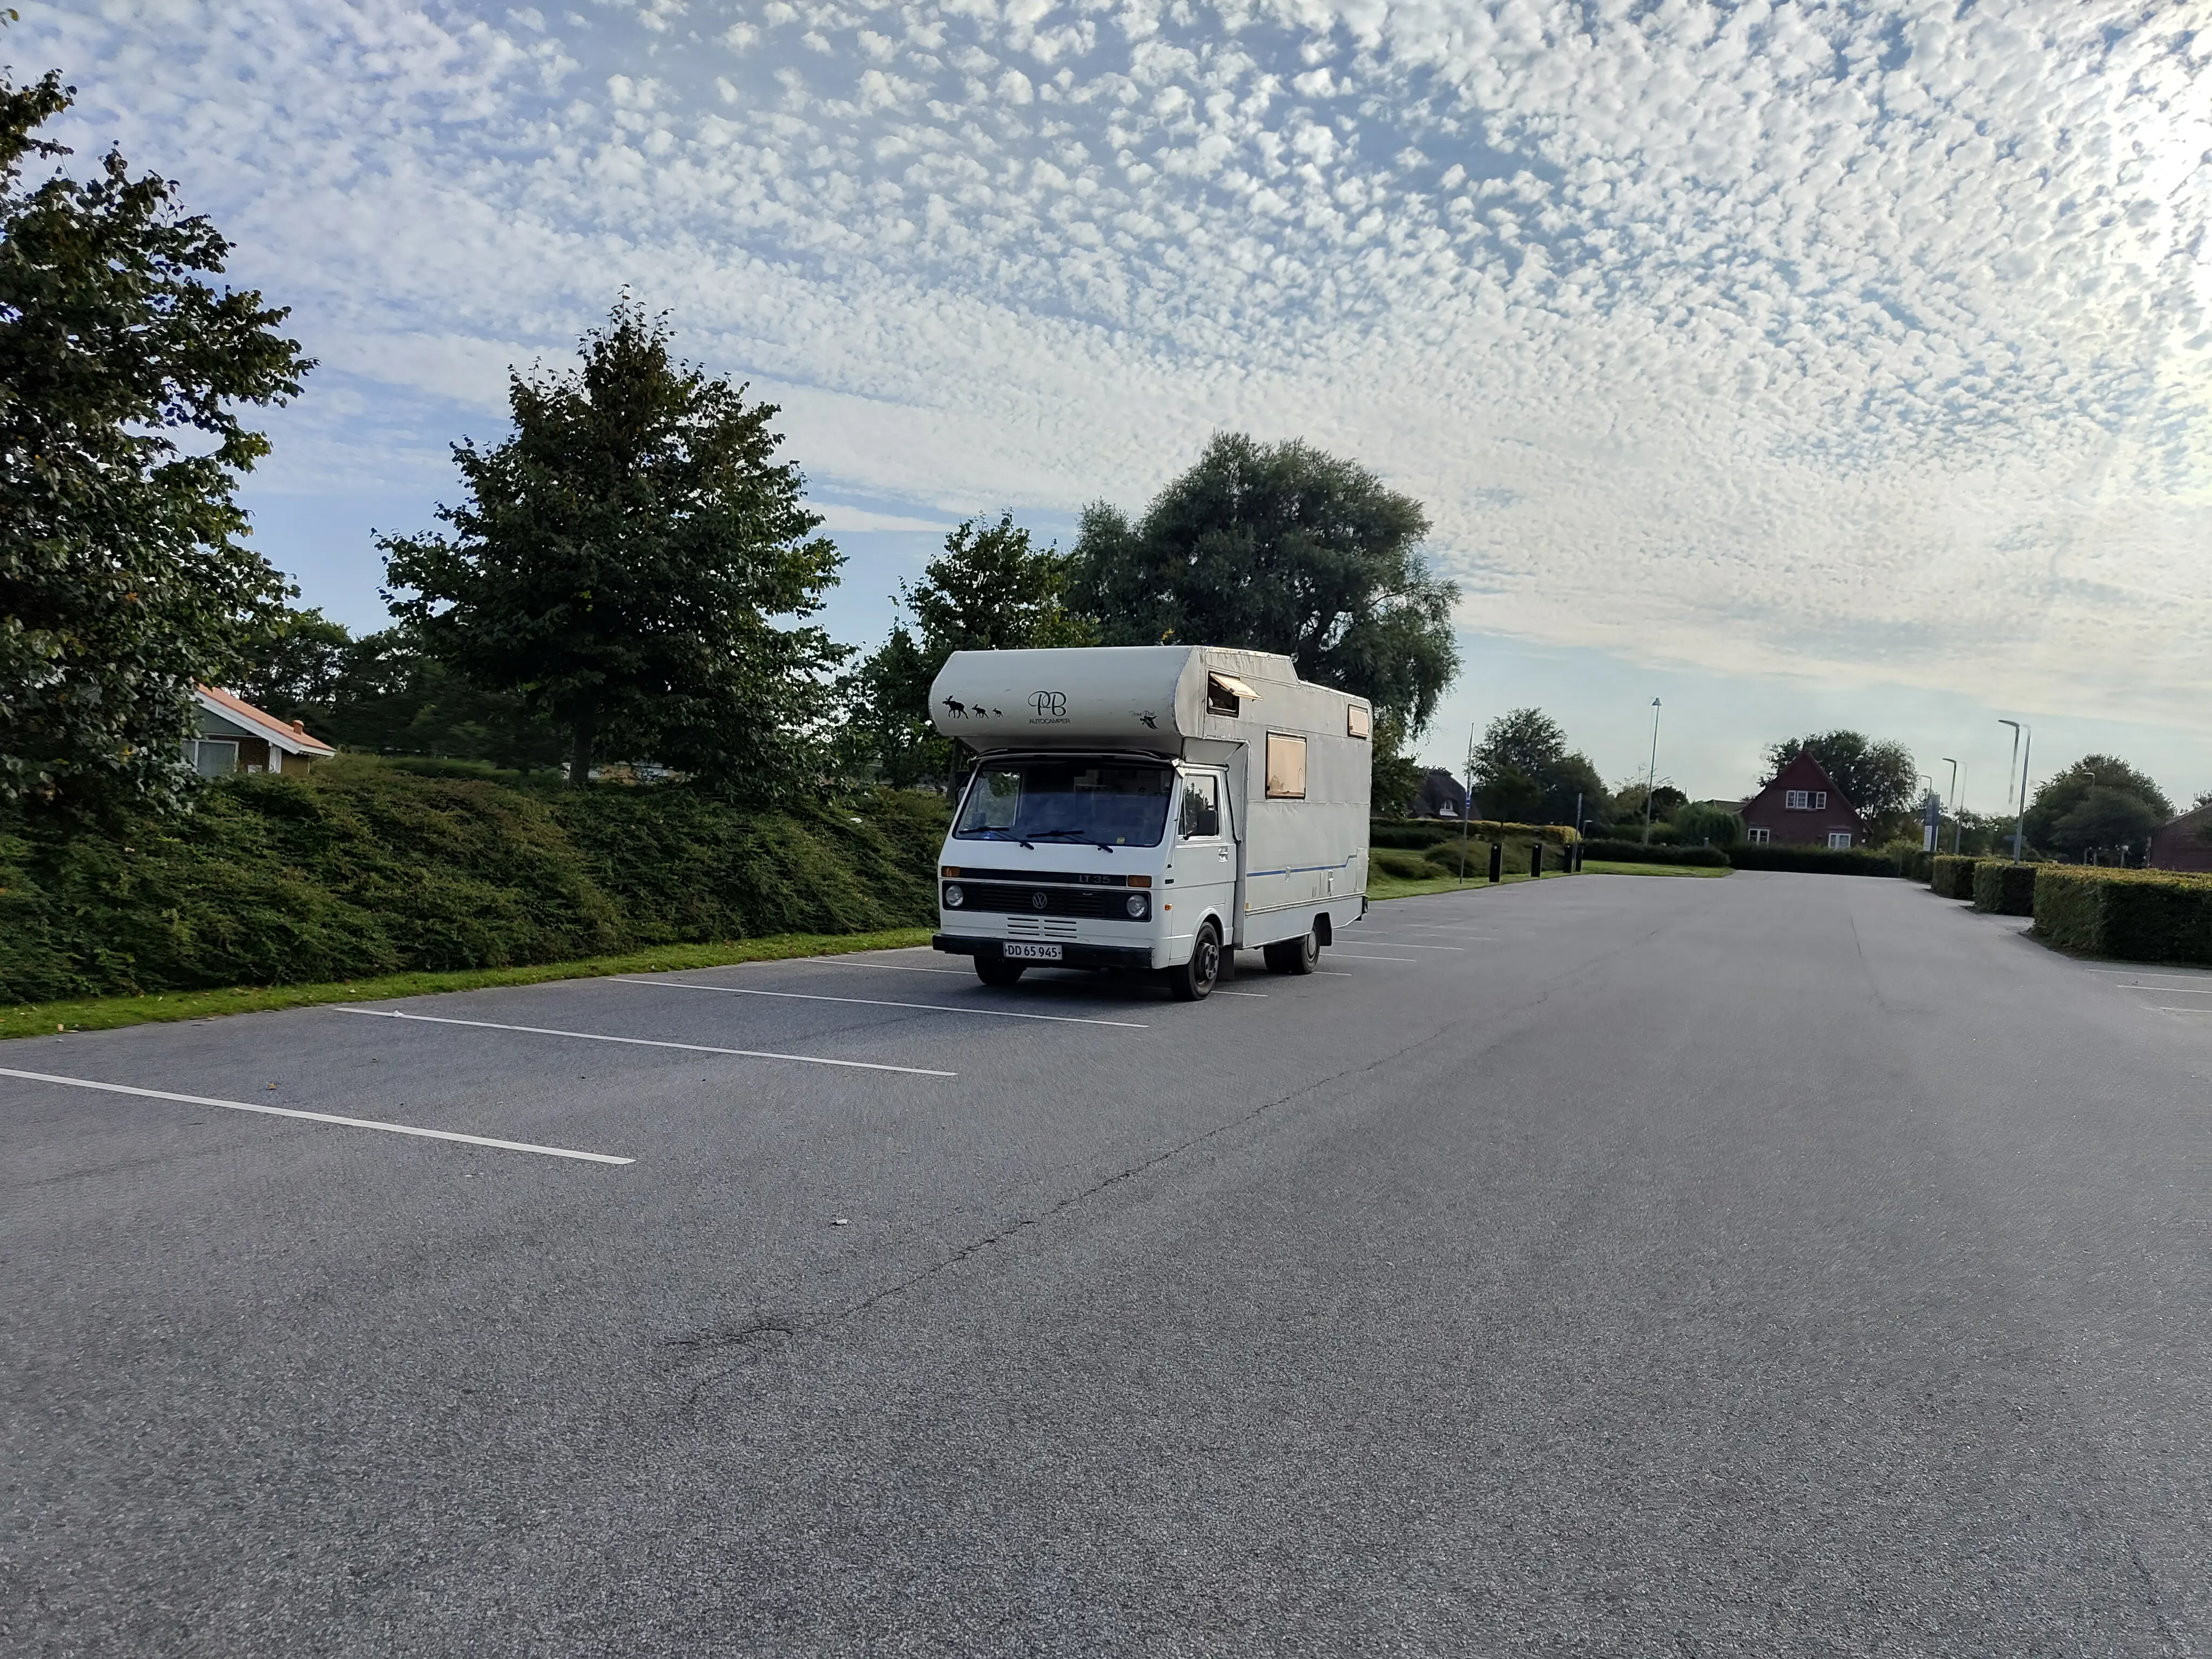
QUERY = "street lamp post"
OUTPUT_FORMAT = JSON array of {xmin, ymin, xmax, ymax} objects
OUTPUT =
[
  {"xmin": 1998, "ymin": 720, "xmax": 2031, "ymax": 861},
  {"xmin": 1641, "ymin": 698, "xmax": 1662, "ymax": 847},
  {"xmin": 1940, "ymin": 757, "xmax": 1963, "ymax": 854},
  {"xmin": 1458, "ymin": 722, "xmax": 1476, "ymax": 886}
]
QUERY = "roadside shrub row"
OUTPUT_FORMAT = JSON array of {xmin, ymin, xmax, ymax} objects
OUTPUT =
[
  {"xmin": 1580, "ymin": 839, "xmax": 1731, "ymax": 868},
  {"xmin": 1726, "ymin": 844, "xmax": 1901, "ymax": 876},
  {"xmin": 1930, "ymin": 855, "xmax": 1979, "ymax": 899},
  {"xmin": 0, "ymin": 757, "xmax": 947, "ymax": 1004},
  {"xmin": 1371, "ymin": 819, "xmax": 1580, "ymax": 849},
  {"xmin": 2033, "ymin": 866, "xmax": 2212, "ymax": 964},
  {"xmin": 1971, "ymin": 861, "xmax": 2039, "ymax": 916}
]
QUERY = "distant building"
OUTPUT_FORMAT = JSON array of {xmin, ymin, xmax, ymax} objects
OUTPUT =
[
  {"xmin": 1739, "ymin": 750, "xmax": 1865, "ymax": 848},
  {"xmin": 2149, "ymin": 805, "xmax": 2212, "ymax": 873},
  {"xmin": 1412, "ymin": 768, "xmax": 1469, "ymax": 819},
  {"xmin": 188, "ymin": 685, "xmax": 336, "ymax": 777}
]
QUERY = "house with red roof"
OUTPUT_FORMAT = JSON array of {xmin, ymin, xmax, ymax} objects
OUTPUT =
[
  {"xmin": 189, "ymin": 685, "xmax": 336, "ymax": 777},
  {"xmin": 1738, "ymin": 750, "xmax": 1865, "ymax": 849}
]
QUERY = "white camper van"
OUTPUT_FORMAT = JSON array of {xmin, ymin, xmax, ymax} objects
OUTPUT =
[{"xmin": 928, "ymin": 646, "xmax": 1372, "ymax": 1000}]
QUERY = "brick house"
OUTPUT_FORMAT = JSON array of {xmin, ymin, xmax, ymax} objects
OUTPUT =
[
  {"xmin": 2149, "ymin": 805, "xmax": 2212, "ymax": 873},
  {"xmin": 188, "ymin": 685, "xmax": 336, "ymax": 777},
  {"xmin": 1739, "ymin": 750, "xmax": 1865, "ymax": 849}
]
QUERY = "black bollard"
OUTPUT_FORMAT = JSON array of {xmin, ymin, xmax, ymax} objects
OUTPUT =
[
  {"xmin": 1487, "ymin": 841, "xmax": 1503, "ymax": 884},
  {"xmin": 1531, "ymin": 841, "xmax": 1544, "ymax": 878}
]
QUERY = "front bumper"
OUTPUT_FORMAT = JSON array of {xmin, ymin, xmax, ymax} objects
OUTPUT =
[{"xmin": 933, "ymin": 933, "xmax": 1157, "ymax": 971}]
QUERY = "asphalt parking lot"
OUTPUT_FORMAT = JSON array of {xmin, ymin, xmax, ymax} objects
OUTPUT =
[{"xmin": 9, "ymin": 873, "xmax": 2212, "ymax": 1655}]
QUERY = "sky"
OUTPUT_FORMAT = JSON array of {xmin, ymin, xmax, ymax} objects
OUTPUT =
[{"xmin": 17, "ymin": 0, "xmax": 2212, "ymax": 810}]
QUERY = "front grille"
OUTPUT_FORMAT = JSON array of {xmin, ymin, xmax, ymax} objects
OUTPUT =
[
  {"xmin": 1006, "ymin": 915, "xmax": 1079, "ymax": 939},
  {"xmin": 954, "ymin": 881, "xmax": 1131, "ymax": 919}
]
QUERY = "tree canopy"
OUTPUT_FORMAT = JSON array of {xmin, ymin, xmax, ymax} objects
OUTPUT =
[
  {"xmin": 1764, "ymin": 731, "xmax": 1916, "ymax": 826},
  {"xmin": 2025, "ymin": 755, "xmax": 2171, "ymax": 857},
  {"xmin": 840, "ymin": 513, "xmax": 1094, "ymax": 786},
  {"xmin": 1071, "ymin": 433, "xmax": 1458, "ymax": 733},
  {"xmin": 1471, "ymin": 707, "xmax": 1606, "ymax": 826},
  {"xmin": 382, "ymin": 303, "xmax": 842, "ymax": 793},
  {"xmin": 0, "ymin": 69, "xmax": 310, "ymax": 811}
]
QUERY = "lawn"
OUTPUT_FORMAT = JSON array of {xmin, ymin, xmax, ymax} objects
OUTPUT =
[
  {"xmin": 0, "ymin": 928, "xmax": 933, "ymax": 1042},
  {"xmin": 1365, "ymin": 868, "xmax": 1570, "ymax": 901}
]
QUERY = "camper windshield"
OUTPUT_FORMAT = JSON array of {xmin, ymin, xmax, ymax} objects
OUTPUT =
[{"xmin": 954, "ymin": 760, "xmax": 1173, "ymax": 848}]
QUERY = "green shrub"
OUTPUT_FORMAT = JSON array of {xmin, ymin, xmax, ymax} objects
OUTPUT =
[
  {"xmin": 2034, "ymin": 866, "xmax": 2212, "ymax": 963},
  {"xmin": 0, "ymin": 757, "xmax": 948, "ymax": 1004},
  {"xmin": 1581, "ymin": 839, "xmax": 1731, "ymax": 868},
  {"xmin": 1970, "ymin": 860, "xmax": 2039, "ymax": 915},
  {"xmin": 1371, "ymin": 818, "xmax": 1579, "ymax": 848},
  {"xmin": 1371, "ymin": 848, "xmax": 1440, "ymax": 881},
  {"xmin": 1727, "ymin": 844, "xmax": 1900, "ymax": 876},
  {"xmin": 1930, "ymin": 855, "xmax": 1979, "ymax": 899},
  {"xmin": 1885, "ymin": 844, "xmax": 1934, "ymax": 883}
]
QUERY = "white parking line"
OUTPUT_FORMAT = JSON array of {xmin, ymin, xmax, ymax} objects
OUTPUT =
[
  {"xmin": 799, "ymin": 956, "xmax": 971, "ymax": 976},
  {"xmin": 2081, "ymin": 967, "xmax": 2212, "ymax": 980},
  {"xmin": 334, "ymin": 1008, "xmax": 955, "ymax": 1077},
  {"xmin": 2153, "ymin": 1007, "xmax": 2212, "ymax": 1014},
  {"xmin": 616, "ymin": 977, "xmax": 1149, "ymax": 1029},
  {"xmin": 2114, "ymin": 984, "xmax": 2212, "ymax": 994},
  {"xmin": 1328, "ymin": 953, "xmax": 1421, "ymax": 963},
  {"xmin": 1353, "ymin": 940, "xmax": 1467, "ymax": 950},
  {"xmin": 0, "ymin": 1067, "xmax": 633, "ymax": 1165},
  {"xmin": 1214, "ymin": 989, "xmax": 1267, "ymax": 997}
]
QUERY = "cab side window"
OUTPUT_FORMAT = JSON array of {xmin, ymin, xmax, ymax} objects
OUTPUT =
[{"xmin": 1178, "ymin": 774, "xmax": 1220, "ymax": 839}]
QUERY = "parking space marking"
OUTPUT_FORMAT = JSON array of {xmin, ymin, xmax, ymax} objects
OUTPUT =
[
  {"xmin": 2081, "ymin": 967, "xmax": 2212, "ymax": 980},
  {"xmin": 334, "ymin": 1008, "xmax": 956, "ymax": 1077},
  {"xmin": 2114, "ymin": 984, "xmax": 2212, "ymax": 994},
  {"xmin": 616, "ymin": 977, "xmax": 1149, "ymax": 1029},
  {"xmin": 1214, "ymin": 989, "xmax": 1268, "ymax": 997},
  {"xmin": 2153, "ymin": 1007, "xmax": 2212, "ymax": 1014},
  {"xmin": 0, "ymin": 1067, "xmax": 633, "ymax": 1165},
  {"xmin": 1327, "ymin": 953, "xmax": 1422, "ymax": 964},
  {"xmin": 1353, "ymin": 940, "xmax": 1466, "ymax": 950},
  {"xmin": 799, "ymin": 956, "xmax": 972, "ymax": 976}
]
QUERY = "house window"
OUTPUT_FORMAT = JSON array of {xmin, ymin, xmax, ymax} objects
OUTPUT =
[
  {"xmin": 190, "ymin": 739, "xmax": 238, "ymax": 776},
  {"xmin": 1747, "ymin": 826, "xmax": 1770, "ymax": 844},
  {"xmin": 1784, "ymin": 790, "xmax": 1810, "ymax": 810},
  {"xmin": 1812, "ymin": 791, "xmax": 1828, "ymax": 808},
  {"xmin": 1827, "ymin": 831, "xmax": 1853, "ymax": 850},
  {"xmin": 1264, "ymin": 733, "xmax": 1307, "ymax": 799}
]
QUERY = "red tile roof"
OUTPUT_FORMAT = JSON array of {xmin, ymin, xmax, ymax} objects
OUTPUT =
[{"xmin": 194, "ymin": 684, "xmax": 336, "ymax": 757}]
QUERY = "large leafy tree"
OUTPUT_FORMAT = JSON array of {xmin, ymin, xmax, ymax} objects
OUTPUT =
[
  {"xmin": 1764, "ymin": 730, "xmax": 1916, "ymax": 828},
  {"xmin": 0, "ymin": 70, "xmax": 310, "ymax": 811},
  {"xmin": 840, "ymin": 512, "xmax": 1095, "ymax": 786},
  {"xmin": 239, "ymin": 605, "xmax": 563, "ymax": 772},
  {"xmin": 382, "ymin": 303, "xmax": 842, "ymax": 793},
  {"xmin": 1071, "ymin": 433, "xmax": 1459, "ymax": 733},
  {"xmin": 1471, "ymin": 707, "xmax": 1607, "ymax": 826},
  {"xmin": 2024, "ymin": 755, "xmax": 2171, "ymax": 858}
]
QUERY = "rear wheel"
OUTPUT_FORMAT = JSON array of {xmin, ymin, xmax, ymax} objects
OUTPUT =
[
  {"xmin": 1263, "ymin": 928, "xmax": 1320, "ymax": 975},
  {"xmin": 975, "ymin": 955, "xmax": 1027, "ymax": 987},
  {"xmin": 1163, "ymin": 920, "xmax": 1222, "ymax": 1002}
]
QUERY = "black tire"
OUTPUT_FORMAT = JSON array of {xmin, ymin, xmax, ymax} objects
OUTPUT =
[
  {"xmin": 1163, "ymin": 920, "xmax": 1222, "ymax": 1002},
  {"xmin": 975, "ymin": 956, "xmax": 1027, "ymax": 987},
  {"xmin": 1264, "ymin": 929, "xmax": 1320, "ymax": 975}
]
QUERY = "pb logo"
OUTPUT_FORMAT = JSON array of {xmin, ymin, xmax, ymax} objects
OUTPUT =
[{"xmin": 1029, "ymin": 690, "xmax": 1067, "ymax": 717}]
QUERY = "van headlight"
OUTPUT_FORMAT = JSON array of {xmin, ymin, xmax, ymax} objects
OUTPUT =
[
  {"xmin": 943, "ymin": 883, "xmax": 965, "ymax": 908},
  {"xmin": 1124, "ymin": 893, "xmax": 1149, "ymax": 919}
]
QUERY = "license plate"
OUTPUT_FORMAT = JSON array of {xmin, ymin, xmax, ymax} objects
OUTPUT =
[{"xmin": 1002, "ymin": 942, "xmax": 1062, "ymax": 961}]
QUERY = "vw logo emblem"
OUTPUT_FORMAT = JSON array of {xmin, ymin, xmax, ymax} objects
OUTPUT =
[{"xmin": 1031, "ymin": 891, "xmax": 1049, "ymax": 909}]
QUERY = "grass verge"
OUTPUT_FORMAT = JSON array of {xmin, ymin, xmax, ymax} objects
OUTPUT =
[
  {"xmin": 0, "ymin": 928, "xmax": 934, "ymax": 1042},
  {"xmin": 1582, "ymin": 859, "xmax": 1731, "ymax": 879},
  {"xmin": 1366, "ymin": 869, "xmax": 1567, "ymax": 901}
]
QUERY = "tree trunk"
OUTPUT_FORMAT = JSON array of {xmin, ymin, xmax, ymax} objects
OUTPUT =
[{"xmin": 569, "ymin": 705, "xmax": 597, "ymax": 787}]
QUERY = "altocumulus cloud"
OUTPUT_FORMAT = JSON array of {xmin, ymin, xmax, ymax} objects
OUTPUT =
[{"xmin": 17, "ymin": 0, "xmax": 2212, "ymax": 719}]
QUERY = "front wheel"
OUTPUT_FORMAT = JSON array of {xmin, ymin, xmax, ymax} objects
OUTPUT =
[
  {"xmin": 1263, "ymin": 929, "xmax": 1320, "ymax": 975},
  {"xmin": 975, "ymin": 956, "xmax": 1027, "ymax": 987},
  {"xmin": 1163, "ymin": 921, "xmax": 1222, "ymax": 1002}
]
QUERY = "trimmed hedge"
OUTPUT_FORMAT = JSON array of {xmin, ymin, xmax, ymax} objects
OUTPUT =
[
  {"xmin": 1931, "ymin": 855, "xmax": 1979, "ymax": 900},
  {"xmin": 1895, "ymin": 848, "xmax": 1934, "ymax": 884},
  {"xmin": 1971, "ymin": 861, "xmax": 2039, "ymax": 916},
  {"xmin": 1581, "ymin": 839, "xmax": 1731, "ymax": 868},
  {"xmin": 2034, "ymin": 866, "xmax": 2212, "ymax": 963},
  {"xmin": 0, "ymin": 758, "xmax": 948, "ymax": 1004},
  {"xmin": 1727, "ymin": 844, "xmax": 1901, "ymax": 876},
  {"xmin": 1372, "ymin": 848, "xmax": 1453, "ymax": 881},
  {"xmin": 1372, "ymin": 818, "xmax": 1580, "ymax": 849}
]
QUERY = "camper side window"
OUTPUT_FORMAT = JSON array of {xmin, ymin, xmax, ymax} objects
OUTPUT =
[
  {"xmin": 1265, "ymin": 734, "xmax": 1307, "ymax": 800},
  {"xmin": 1178, "ymin": 774, "xmax": 1220, "ymax": 839}
]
